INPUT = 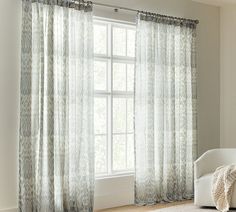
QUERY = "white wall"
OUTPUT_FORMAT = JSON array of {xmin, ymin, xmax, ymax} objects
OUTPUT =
[
  {"xmin": 220, "ymin": 5, "xmax": 236, "ymax": 148},
  {"xmin": 0, "ymin": 0, "xmax": 220, "ymax": 211},
  {"xmin": 0, "ymin": 0, "xmax": 21, "ymax": 211}
]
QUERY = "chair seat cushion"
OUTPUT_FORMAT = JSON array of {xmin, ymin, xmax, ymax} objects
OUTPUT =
[{"xmin": 194, "ymin": 173, "xmax": 236, "ymax": 207}]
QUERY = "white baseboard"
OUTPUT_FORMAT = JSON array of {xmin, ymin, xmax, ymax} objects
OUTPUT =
[
  {"xmin": 0, "ymin": 208, "xmax": 17, "ymax": 212},
  {"xmin": 95, "ymin": 191, "xmax": 134, "ymax": 210},
  {"xmin": 0, "ymin": 176, "xmax": 134, "ymax": 212},
  {"xmin": 94, "ymin": 175, "xmax": 134, "ymax": 210}
]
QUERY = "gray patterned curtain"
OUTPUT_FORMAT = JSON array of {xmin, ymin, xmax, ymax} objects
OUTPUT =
[
  {"xmin": 134, "ymin": 13, "xmax": 198, "ymax": 205},
  {"xmin": 19, "ymin": 0, "xmax": 94, "ymax": 211}
]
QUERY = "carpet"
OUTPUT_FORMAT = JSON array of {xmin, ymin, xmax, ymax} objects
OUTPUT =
[{"xmin": 151, "ymin": 204, "xmax": 236, "ymax": 212}]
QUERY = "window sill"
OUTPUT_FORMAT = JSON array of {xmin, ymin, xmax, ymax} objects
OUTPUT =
[{"xmin": 95, "ymin": 172, "xmax": 134, "ymax": 181}]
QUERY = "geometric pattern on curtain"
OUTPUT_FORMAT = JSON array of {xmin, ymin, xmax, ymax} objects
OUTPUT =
[
  {"xmin": 19, "ymin": 1, "xmax": 94, "ymax": 211},
  {"xmin": 135, "ymin": 13, "xmax": 197, "ymax": 205}
]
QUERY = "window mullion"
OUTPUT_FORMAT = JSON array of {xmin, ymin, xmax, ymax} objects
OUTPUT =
[
  {"xmin": 109, "ymin": 23, "xmax": 113, "ymax": 176},
  {"xmin": 125, "ymin": 28, "xmax": 128, "ymax": 57},
  {"xmin": 110, "ymin": 23, "xmax": 114, "ymax": 175},
  {"xmin": 107, "ymin": 94, "xmax": 112, "ymax": 176},
  {"xmin": 125, "ymin": 63, "xmax": 128, "ymax": 170},
  {"xmin": 125, "ymin": 98, "xmax": 128, "ymax": 170}
]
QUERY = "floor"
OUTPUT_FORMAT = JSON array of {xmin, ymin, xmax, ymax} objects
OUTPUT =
[{"xmin": 96, "ymin": 200, "xmax": 193, "ymax": 212}]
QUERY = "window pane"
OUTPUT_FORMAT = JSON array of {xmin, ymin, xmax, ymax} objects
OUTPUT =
[
  {"xmin": 113, "ymin": 63, "xmax": 126, "ymax": 91},
  {"xmin": 94, "ymin": 97, "xmax": 107, "ymax": 134},
  {"xmin": 95, "ymin": 135, "xmax": 107, "ymax": 174},
  {"xmin": 113, "ymin": 27, "xmax": 126, "ymax": 56},
  {"xmin": 94, "ymin": 60, "xmax": 107, "ymax": 91},
  {"xmin": 113, "ymin": 98, "xmax": 126, "ymax": 133},
  {"xmin": 127, "ymin": 98, "xmax": 134, "ymax": 133},
  {"xmin": 93, "ymin": 21, "xmax": 136, "ymax": 177},
  {"xmin": 113, "ymin": 134, "xmax": 126, "ymax": 171},
  {"xmin": 127, "ymin": 134, "xmax": 134, "ymax": 169},
  {"xmin": 127, "ymin": 29, "xmax": 135, "ymax": 57},
  {"xmin": 127, "ymin": 64, "xmax": 134, "ymax": 92},
  {"xmin": 94, "ymin": 24, "xmax": 107, "ymax": 55}
]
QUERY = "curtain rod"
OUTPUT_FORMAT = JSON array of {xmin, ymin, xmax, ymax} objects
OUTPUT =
[{"xmin": 76, "ymin": 0, "xmax": 199, "ymax": 24}]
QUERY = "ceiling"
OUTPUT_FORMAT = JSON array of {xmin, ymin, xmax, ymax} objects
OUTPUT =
[{"xmin": 193, "ymin": 0, "xmax": 236, "ymax": 6}]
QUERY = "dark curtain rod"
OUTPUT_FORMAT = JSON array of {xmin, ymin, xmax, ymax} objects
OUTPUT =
[{"xmin": 75, "ymin": 0, "xmax": 199, "ymax": 24}]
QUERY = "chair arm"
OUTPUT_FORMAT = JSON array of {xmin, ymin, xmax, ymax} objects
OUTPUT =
[{"xmin": 194, "ymin": 148, "xmax": 236, "ymax": 179}]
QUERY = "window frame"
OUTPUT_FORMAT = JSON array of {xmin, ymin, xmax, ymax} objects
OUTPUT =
[{"xmin": 94, "ymin": 17, "xmax": 136, "ymax": 178}]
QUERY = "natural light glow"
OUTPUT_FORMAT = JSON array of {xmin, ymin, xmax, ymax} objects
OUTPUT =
[{"xmin": 94, "ymin": 19, "xmax": 136, "ymax": 176}]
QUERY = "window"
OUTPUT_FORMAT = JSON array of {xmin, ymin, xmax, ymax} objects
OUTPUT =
[{"xmin": 94, "ymin": 19, "xmax": 136, "ymax": 177}]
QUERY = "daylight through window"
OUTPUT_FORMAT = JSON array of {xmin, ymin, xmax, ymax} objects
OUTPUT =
[{"xmin": 94, "ymin": 19, "xmax": 136, "ymax": 177}]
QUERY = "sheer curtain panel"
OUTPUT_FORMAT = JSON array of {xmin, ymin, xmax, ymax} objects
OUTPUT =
[
  {"xmin": 135, "ymin": 13, "xmax": 197, "ymax": 205},
  {"xmin": 19, "ymin": 0, "xmax": 94, "ymax": 211}
]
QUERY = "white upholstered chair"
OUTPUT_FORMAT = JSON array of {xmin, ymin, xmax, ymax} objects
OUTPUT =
[{"xmin": 194, "ymin": 149, "xmax": 236, "ymax": 207}]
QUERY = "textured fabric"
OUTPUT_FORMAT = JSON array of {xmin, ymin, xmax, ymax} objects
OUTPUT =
[
  {"xmin": 30, "ymin": 0, "xmax": 93, "ymax": 11},
  {"xmin": 20, "ymin": 1, "xmax": 94, "ymax": 211},
  {"xmin": 212, "ymin": 165, "xmax": 236, "ymax": 212},
  {"xmin": 139, "ymin": 13, "xmax": 198, "ymax": 28},
  {"xmin": 134, "ymin": 14, "xmax": 197, "ymax": 205},
  {"xmin": 194, "ymin": 149, "xmax": 236, "ymax": 208}
]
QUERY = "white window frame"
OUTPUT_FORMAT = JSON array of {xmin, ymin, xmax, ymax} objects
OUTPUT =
[{"xmin": 94, "ymin": 17, "xmax": 136, "ymax": 178}]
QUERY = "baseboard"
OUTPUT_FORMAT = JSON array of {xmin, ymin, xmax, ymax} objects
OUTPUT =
[
  {"xmin": 94, "ymin": 192, "xmax": 134, "ymax": 210},
  {"xmin": 0, "ymin": 208, "xmax": 17, "ymax": 212},
  {"xmin": 0, "ymin": 175, "xmax": 134, "ymax": 212},
  {"xmin": 94, "ymin": 175, "xmax": 134, "ymax": 210}
]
